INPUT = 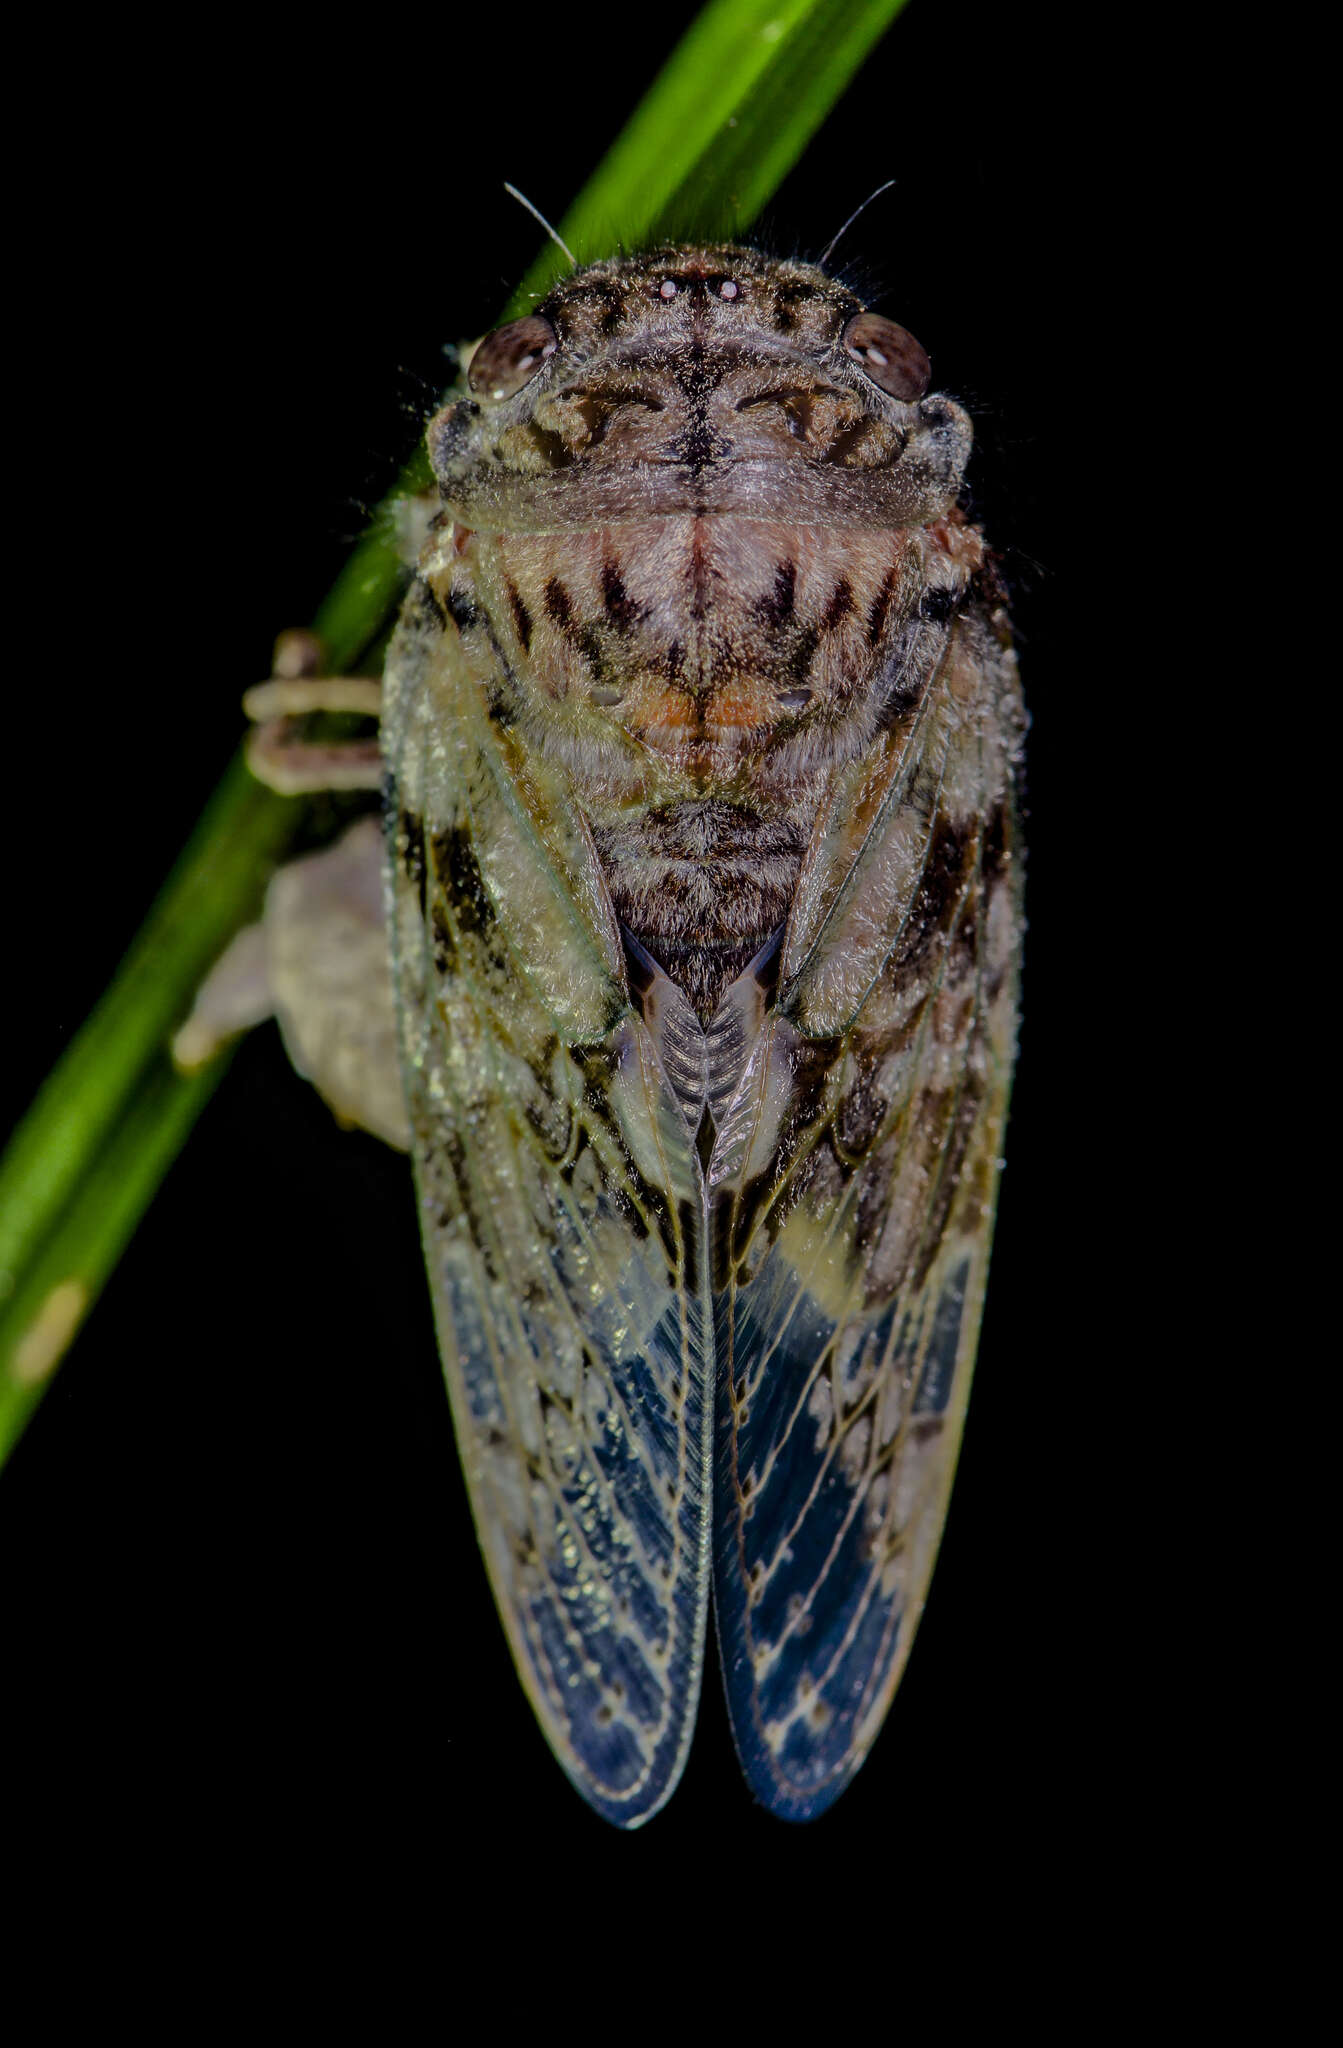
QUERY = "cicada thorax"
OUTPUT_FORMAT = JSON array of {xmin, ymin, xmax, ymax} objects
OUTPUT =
[{"xmin": 431, "ymin": 509, "xmax": 984, "ymax": 1021}]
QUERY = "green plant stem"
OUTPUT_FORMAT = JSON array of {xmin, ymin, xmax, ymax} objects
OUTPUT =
[
  {"xmin": 0, "ymin": 0, "xmax": 909, "ymax": 1465},
  {"xmin": 0, "ymin": 763, "xmax": 301, "ymax": 1460},
  {"xmin": 0, "ymin": 1057, "xmax": 233, "ymax": 1453}
]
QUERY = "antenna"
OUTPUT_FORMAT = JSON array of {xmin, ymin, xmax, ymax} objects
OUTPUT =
[
  {"xmin": 818, "ymin": 179, "xmax": 897, "ymax": 271},
  {"xmin": 503, "ymin": 183, "xmax": 577, "ymax": 269}
]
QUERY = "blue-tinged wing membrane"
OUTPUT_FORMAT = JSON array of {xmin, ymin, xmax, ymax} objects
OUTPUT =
[
  {"xmin": 383, "ymin": 546, "xmax": 1020, "ymax": 1825},
  {"xmin": 383, "ymin": 578, "xmax": 712, "ymax": 1828},
  {"xmin": 711, "ymin": 610, "xmax": 1023, "ymax": 1819}
]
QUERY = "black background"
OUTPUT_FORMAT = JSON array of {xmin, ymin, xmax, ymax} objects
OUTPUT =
[{"xmin": 7, "ymin": 0, "xmax": 1166, "ymax": 1931}]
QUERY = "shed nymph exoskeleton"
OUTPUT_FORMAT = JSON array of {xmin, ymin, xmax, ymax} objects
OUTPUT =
[{"xmin": 183, "ymin": 243, "xmax": 1025, "ymax": 1826}]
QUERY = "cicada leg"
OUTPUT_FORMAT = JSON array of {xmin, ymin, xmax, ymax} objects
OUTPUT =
[
  {"xmin": 243, "ymin": 628, "xmax": 383, "ymax": 795},
  {"xmin": 173, "ymin": 630, "xmax": 408, "ymax": 1149}
]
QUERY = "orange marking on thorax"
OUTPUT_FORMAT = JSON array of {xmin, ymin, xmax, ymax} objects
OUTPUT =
[{"xmin": 637, "ymin": 675, "xmax": 783, "ymax": 740}]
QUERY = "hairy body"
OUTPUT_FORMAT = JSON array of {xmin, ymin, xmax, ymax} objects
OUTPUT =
[{"xmin": 218, "ymin": 243, "xmax": 1024, "ymax": 1825}]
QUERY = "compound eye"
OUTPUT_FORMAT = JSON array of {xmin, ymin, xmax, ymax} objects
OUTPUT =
[
  {"xmin": 467, "ymin": 315, "xmax": 558, "ymax": 400},
  {"xmin": 841, "ymin": 312, "xmax": 930, "ymax": 400}
]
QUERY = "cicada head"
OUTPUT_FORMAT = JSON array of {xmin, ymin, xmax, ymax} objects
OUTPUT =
[{"xmin": 427, "ymin": 246, "xmax": 970, "ymax": 531}]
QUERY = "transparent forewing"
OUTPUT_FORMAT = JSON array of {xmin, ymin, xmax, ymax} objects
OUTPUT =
[
  {"xmin": 383, "ymin": 575, "xmax": 712, "ymax": 1828},
  {"xmin": 712, "ymin": 609, "xmax": 1024, "ymax": 1820}
]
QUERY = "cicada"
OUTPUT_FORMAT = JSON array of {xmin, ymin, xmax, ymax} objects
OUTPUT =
[{"xmin": 193, "ymin": 243, "xmax": 1024, "ymax": 1825}]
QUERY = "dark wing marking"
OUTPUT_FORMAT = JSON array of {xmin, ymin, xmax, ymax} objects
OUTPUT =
[
  {"xmin": 383, "ymin": 577, "xmax": 712, "ymax": 1828},
  {"xmin": 712, "ymin": 607, "xmax": 1024, "ymax": 1819}
]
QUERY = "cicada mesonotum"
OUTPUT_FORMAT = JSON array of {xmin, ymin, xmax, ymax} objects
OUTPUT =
[{"xmin": 202, "ymin": 243, "xmax": 1024, "ymax": 1825}]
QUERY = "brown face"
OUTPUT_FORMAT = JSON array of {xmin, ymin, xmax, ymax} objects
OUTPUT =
[{"xmin": 429, "ymin": 245, "xmax": 963, "ymax": 534}]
